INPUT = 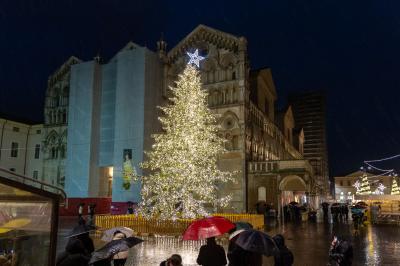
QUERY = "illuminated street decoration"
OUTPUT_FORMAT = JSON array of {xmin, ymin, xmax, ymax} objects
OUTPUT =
[
  {"xmin": 186, "ymin": 49, "xmax": 205, "ymax": 68},
  {"xmin": 373, "ymin": 183, "xmax": 386, "ymax": 195},
  {"xmin": 140, "ymin": 64, "xmax": 234, "ymax": 220},
  {"xmin": 377, "ymin": 183, "xmax": 386, "ymax": 193},
  {"xmin": 357, "ymin": 174, "xmax": 371, "ymax": 195},
  {"xmin": 391, "ymin": 177, "xmax": 400, "ymax": 195},
  {"xmin": 353, "ymin": 180, "xmax": 361, "ymax": 193}
]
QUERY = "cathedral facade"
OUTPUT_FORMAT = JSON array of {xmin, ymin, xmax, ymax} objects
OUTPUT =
[
  {"xmin": 42, "ymin": 25, "xmax": 323, "ymax": 214},
  {"xmin": 42, "ymin": 56, "xmax": 81, "ymax": 187}
]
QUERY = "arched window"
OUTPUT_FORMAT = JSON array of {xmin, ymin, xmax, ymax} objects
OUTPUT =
[
  {"xmin": 258, "ymin": 187, "xmax": 266, "ymax": 202},
  {"xmin": 60, "ymin": 145, "xmax": 66, "ymax": 158},
  {"xmin": 232, "ymin": 135, "xmax": 239, "ymax": 150},
  {"xmin": 62, "ymin": 110, "xmax": 67, "ymax": 124},
  {"xmin": 51, "ymin": 147, "xmax": 56, "ymax": 159}
]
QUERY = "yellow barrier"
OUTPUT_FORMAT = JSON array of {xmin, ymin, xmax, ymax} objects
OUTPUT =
[{"xmin": 95, "ymin": 213, "xmax": 264, "ymax": 236}]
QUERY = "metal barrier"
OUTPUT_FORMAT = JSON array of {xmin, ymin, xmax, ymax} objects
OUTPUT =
[{"xmin": 95, "ymin": 213, "xmax": 264, "ymax": 236}]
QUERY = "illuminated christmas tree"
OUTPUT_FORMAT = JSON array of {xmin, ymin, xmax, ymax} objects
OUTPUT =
[
  {"xmin": 357, "ymin": 174, "xmax": 371, "ymax": 195},
  {"xmin": 391, "ymin": 177, "xmax": 400, "ymax": 195},
  {"xmin": 140, "ymin": 55, "xmax": 233, "ymax": 219}
]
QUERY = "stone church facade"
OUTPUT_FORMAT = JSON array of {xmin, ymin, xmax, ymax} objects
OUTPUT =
[
  {"xmin": 41, "ymin": 25, "xmax": 323, "ymax": 214},
  {"xmin": 160, "ymin": 25, "xmax": 317, "ymax": 212},
  {"xmin": 42, "ymin": 56, "xmax": 81, "ymax": 187}
]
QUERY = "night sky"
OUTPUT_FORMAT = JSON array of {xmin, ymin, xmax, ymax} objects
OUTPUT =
[{"xmin": 1, "ymin": 0, "xmax": 399, "ymax": 176}]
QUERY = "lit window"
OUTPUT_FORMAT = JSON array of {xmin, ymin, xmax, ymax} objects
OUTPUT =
[
  {"xmin": 348, "ymin": 192, "xmax": 352, "ymax": 195},
  {"xmin": 340, "ymin": 192, "xmax": 344, "ymax": 195}
]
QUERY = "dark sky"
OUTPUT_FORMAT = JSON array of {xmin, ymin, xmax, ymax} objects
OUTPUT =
[{"xmin": 1, "ymin": 0, "xmax": 399, "ymax": 176}]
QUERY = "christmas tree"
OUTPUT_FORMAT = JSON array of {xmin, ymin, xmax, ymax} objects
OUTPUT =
[
  {"xmin": 391, "ymin": 177, "xmax": 400, "ymax": 195},
  {"xmin": 140, "ymin": 58, "xmax": 234, "ymax": 220},
  {"xmin": 357, "ymin": 174, "xmax": 371, "ymax": 195}
]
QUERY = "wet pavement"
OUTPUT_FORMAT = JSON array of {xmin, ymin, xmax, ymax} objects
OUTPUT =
[{"xmin": 57, "ymin": 216, "xmax": 400, "ymax": 266}]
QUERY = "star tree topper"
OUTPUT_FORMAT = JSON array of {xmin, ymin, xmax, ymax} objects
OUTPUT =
[{"xmin": 187, "ymin": 49, "xmax": 205, "ymax": 68}]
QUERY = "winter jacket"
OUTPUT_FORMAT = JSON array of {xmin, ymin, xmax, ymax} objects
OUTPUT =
[
  {"xmin": 227, "ymin": 240, "xmax": 262, "ymax": 266},
  {"xmin": 329, "ymin": 240, "xmax": 353, "ymax": 266},
  {"xmin": 56, "ymin": 238, "xmax": 90, "ymax": 266},
  {"xmin": 273, "ymin": 235, "xmax": 294, "ymax": 266},
  {"xmin": 197, "ymin": 243, "xmax": 227, "ymax": 266}
]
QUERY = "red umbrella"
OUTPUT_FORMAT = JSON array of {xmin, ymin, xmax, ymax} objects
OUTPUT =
[{"xmin": 182, "ymin": 216, "xmax": 235, "ymax": 240}]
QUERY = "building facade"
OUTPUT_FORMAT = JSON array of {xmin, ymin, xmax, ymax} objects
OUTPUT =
[
  {"xmin": 43, "ymin": 56, "xmax": 81, "ymax": 187},
  {"xmin": 164, "ymin": 25, "xmax": 317, "ymax": 213},
  {"xmin": 0, "ymin": 117, "xmax": 43, "ymax": 179},
  {"xmin": 288, "ymin": 91, "xmax": 330, "ymax": 197},
  {"xmin": 335, "ymin": 171, "xmax": 392, "ymax": 202},
  {"xmin": 42, "ymin": 24, "xmax": 320, "ymax": 214},
  {"xmin": 65, "ymin": 43, "xmax": 163, "ymax": 210}
]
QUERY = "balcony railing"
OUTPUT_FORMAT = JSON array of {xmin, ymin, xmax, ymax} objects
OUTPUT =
[
  {"xmin": 248, "ymin": 102, "xmax": 303, "ymax": 160},
  {"xmin": 248, "ymin": 160, "xmax": 314, "ymax": 175}
]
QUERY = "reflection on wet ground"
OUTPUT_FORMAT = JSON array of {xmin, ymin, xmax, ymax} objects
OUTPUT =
[{"xmin": 57, "ymin": 217, "xmax": 400, "ymax": 266}]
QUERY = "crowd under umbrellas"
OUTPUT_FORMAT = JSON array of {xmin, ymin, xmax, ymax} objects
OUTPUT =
[{"xmin": 56, "ymin": 216, "xmax": 294, "ymax": 266}]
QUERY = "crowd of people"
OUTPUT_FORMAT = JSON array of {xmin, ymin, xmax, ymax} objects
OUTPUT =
[{"xmin": 54, "ymin": 201, "xmax": 361, "ymax": 266}]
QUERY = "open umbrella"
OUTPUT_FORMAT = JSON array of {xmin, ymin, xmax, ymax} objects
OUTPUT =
[
  {"xmin": 182, "ymin": 216, "xmax": 235, "ymax": 240},
  {"xmin": 235, "ymin": 229, "xmax": 277, "ymax": 257},
  {"xmin": 101, "ymin": 227, "xmax": 134, "ymax": 242},
  {"xmin": 234, "ymin": 221, "xmax": 253, "ymax": 231},
  {"xmin": 66, "ymin": 224, "xmax": 96, "ymax": 238},
  {"xmin": 229, "ymin": 229, "xmax": 246, "ymax": 240},
  {"xmin": 89, "ymin": 237, "xmax": 143, "ymax": 264}
]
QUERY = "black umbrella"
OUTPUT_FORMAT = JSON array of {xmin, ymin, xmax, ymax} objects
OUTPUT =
[
  {"xmin": 66, "ymin": 224, "xmax": 96, "ymax": 238},
  {"xmin": 235, "ymin": 229, "xmax": 277, "ymax": 257},
  {"xmin": 89, "ymin": 237, "xmax": 143, "ymax": 264}
]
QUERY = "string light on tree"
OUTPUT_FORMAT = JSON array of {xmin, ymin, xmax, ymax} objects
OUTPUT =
[{"xmin": 139, "ymin": 52, "xmax": 234, "ymax": 220}]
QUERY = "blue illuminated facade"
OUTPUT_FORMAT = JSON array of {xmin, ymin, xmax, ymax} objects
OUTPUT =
[{"xmin": 65, "ymin": 43, "xmax": 163, "ymax": 205}]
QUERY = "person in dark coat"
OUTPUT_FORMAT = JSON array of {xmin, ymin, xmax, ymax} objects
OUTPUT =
[
  {"xmin": 196, "ymin": 237, "xmax": 227, "ymax": 266},
  {"xmin": 56, "ymin": 238, "xmax": 90, "ymax": 266},
  {"xmin": 343, "ymin": 204, "xmax": 349, "ymax": 221},
  {"xmin": 78, "ymin": 203, "xmax": 85, "ymax": 225},
  {"xmin": 322, "ymin": 202, "xmax": 329, "ymax": 218},
  {"xmin": 88, "ymin": 204, "xmax": 96, "ymax": 226},
  {"xmin": 227, "ymin": 233, "xmax": 262, "ymax": 266},
  {"xmin": 160, "ymin": 254, "xmax": 182, "ymax": 266},
  {"xmin": 329, "ymin": 236, "xmax": 353, "ymax": 266},
  {"xmin": 76, "ymin": 232, "xmax": 95, "ymax": 255},
  {"xmin": 273, "ymin": 234, "xmax": 293, "ymax": 266}
]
